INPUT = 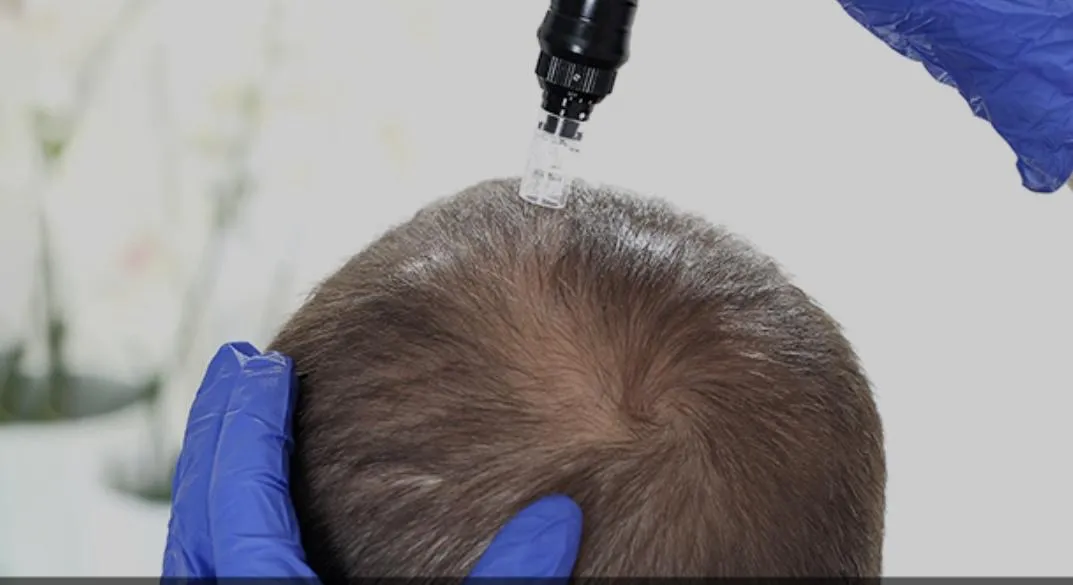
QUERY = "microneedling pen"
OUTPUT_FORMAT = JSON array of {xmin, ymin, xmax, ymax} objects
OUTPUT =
[{"xmin": 519, "ymin": 0, "xmax": 637, "ymax": 209}]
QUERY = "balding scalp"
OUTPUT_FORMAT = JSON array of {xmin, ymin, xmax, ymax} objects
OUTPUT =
[{"xmin": 270, "ymin": 178, "xmax": 886, "ymax": 579}]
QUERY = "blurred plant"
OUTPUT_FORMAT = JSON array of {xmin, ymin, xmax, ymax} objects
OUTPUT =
[
  {"xmin": 108, "ymin": 0, "xmax": 287, "ymax": 503},
  {"xmin": 0, "ymin": 0, "xmax": 155, "ymax": 424}
]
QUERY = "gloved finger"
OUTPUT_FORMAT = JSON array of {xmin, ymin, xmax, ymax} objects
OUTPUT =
[
  {"xmin": 837, "ymin": 0, "xmax": 1073, "ymax": 192},
  {"xmin": 209, "ymin": 351, "xmax": 319, "ymax": 579},
  {"xmin": 466, "ymin": 494, "xmax": 583, "ymax": 579},
  {"xmin": 163, "ymin": 341, "xmax": 262, "ymax": 578}
]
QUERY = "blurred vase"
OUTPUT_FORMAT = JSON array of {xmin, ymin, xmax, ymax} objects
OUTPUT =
[
  {"xmin": 0, "ymin": 378, "xmax": 154, "ymax": 576},
  {"xmin": 0, "ymin": 16, "xmax": 181, "ymax": 573},
  {"xmin": 0, "ymin": 1, "xmax": 317, "ymax": 575}
]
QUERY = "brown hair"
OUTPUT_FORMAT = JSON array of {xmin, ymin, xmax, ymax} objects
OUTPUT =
[{"xmin": 269, "ymin": 178, "xmax": 886, "ymax": 579}]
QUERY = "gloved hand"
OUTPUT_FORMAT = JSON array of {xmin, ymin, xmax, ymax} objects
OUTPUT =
[
  {"xmin": 837, "ymin": 0, "xmax": 1073, "ymax": 193},
  {"xmin": 162, "ymin": 342, "xmax": 583, "ymax": 579}
]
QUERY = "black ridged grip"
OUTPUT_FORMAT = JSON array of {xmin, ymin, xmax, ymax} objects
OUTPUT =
[
  {"xmin": 534, "ymin": 0, "xmax": 637, "ymax": 121},
  {"xmin": 536, "ymin": 52, "xmax": 618, "ymax": 97}
]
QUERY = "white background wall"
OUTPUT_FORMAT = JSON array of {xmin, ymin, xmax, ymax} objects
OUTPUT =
[{"xmin": 0, "ymin": 0, "xmax": 1070, "ymax": 577}]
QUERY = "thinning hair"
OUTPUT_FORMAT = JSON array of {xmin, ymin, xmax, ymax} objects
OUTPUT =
[{"xmin": 269, "ymin": 178, "xmax": 886, "ymax": 579}]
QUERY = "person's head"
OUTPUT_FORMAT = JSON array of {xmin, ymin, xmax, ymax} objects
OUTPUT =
[{"xmin": 269, "ymin": 178, "xmax": 886, "ymax": 579}]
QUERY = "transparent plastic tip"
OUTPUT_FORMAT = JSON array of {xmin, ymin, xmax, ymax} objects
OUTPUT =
[{"xmin": 519, "ymin": 112, "xmax": 585, "ymax": 209}]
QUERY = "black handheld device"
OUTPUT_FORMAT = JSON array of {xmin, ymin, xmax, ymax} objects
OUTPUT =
[{"xmin": 519, "ymin": 0, "xmax": 638, "ymax": 208}]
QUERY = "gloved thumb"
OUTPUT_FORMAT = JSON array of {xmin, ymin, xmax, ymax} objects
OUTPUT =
[{"xmin": 466, "ymin": 494, "xmax": 583, "ymax": 579}]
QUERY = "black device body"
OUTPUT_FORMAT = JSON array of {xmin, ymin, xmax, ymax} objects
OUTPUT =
[{"xmin": 535, "ymin": 0, "xmax": 637, "ymax": 139}]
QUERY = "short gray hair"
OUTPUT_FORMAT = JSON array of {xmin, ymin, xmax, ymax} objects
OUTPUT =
[{"xmin": 270, "ymin": 178, "xmax": 886, "ymax": 578}]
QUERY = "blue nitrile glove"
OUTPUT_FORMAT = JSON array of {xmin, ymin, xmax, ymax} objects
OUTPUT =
[
  {"xmin": 162, "ymin": 342, "xmax": 583, "ymax": 579},
  {"xmin": 837, "ymin": 0, "xmax": 1073, "ymax": 193}
]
